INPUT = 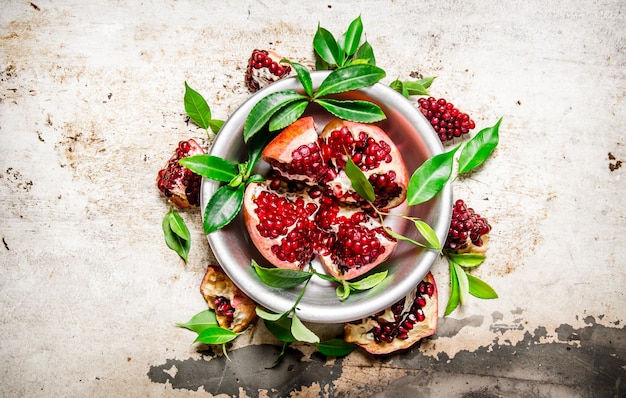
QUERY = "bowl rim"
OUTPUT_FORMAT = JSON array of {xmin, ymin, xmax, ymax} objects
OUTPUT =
[{"xmin": 201, "ymin": 71, "xmax": 452, "ymax": 323}]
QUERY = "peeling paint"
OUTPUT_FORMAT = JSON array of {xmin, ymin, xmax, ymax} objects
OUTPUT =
[{"xmin": 149, "ymin": 320, "xmax": 625, "ymax": 397}]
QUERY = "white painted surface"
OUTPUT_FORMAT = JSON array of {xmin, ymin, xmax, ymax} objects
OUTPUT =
[{"xmin": 1, "ymin": 1, "xmax": 624, "ymax": 396}]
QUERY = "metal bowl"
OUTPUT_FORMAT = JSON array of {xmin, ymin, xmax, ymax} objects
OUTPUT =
[{"xmin": 201, "ymin": 71, "xmax": 452, "ymax": 323}]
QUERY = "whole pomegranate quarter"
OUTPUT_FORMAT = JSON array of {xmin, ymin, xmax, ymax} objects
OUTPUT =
[
  {"xmin": 344, "ymin": 272, "xmax": 438, "ymax": 355},
  {"xmin": 156, "ymin": 138, "xmax": 205, "ymax": 209},
  {"xmin": 199, "ymin": 265, "xmax": 257, "ymax": 333},
  {"xmin": 243, "ymin": 116, "xmax": 409, "ymax": 281}
]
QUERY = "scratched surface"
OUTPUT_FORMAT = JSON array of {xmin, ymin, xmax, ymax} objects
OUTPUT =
[{"xmin": 1, "ymin": 1, "xmax": 625, "ymax": 397}]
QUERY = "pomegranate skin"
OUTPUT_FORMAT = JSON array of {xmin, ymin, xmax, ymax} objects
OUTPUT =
[
  {"xmin": 245, "ymin": 49, "xmax": 292, "ymax": 92},
  {"xmin": 156, "ymin": 138, "xmax": 205, "ymax": 209},
  {"xmin": 344, "ymin": 272, "xmax": 438, "ymax": 355},
  {"xmin": 200, "ymin": 265, "xmax": 257, "ymax": 333}
]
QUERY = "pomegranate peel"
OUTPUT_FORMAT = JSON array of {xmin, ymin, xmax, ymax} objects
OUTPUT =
[
  {"xmin": 156, "ymin": 138, "xmax": 206, "ymax": 209},
  {"xmin": 245, "ymin": 49, "xmax": 292, "ymax": 92},
  {"xmin": 344, "ymin": 271, "xmax": 438, "ymax": 355},
  {"xmin": 200, "ymin": 265, "xmax": 257, "ymax": 333}
]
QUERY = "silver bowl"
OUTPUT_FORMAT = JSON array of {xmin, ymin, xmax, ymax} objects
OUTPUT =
[{"xmin": 201, "ymin": 71, "xmax": 452, "ymax": 323}]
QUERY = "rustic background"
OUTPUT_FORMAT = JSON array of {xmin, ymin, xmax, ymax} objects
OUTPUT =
[{"xmin": 1, "ymin": 1, "xmax": 625, "ymax": 397}]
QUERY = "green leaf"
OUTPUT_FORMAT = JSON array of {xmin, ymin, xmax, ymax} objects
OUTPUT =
[
  {"xmin": 256, "ymin": 307, "xmax": 285, "ymax": 321},
  {"xmin": 453, "ymin": 262, "xmax": 469, "ymax": 306},
  {"xmin": 252, "ymin": 261, "xmax": 312, "ymax": 288},
  {"xmin": 413, "ymin": 219, "xmax": 441, "ymax": 251},
  {"xmin": 458, "ymin": 117, "xmax": 501, "ymax": 174},
  {"xmin": 315, "ymin": 64, "xmax": 386, "ymax": 98},
  {"xmin": 166, "ymin": 209, "xmax": 190, "ymax": 241},
  {"xmin": 243, "ymin": 90, "xmax": 308, "ymax": 142},
  {"xmin": 179, "ymin": 155, "xmax": 238, "ymax": 183},
  {"xmin": 416, "ymin": 76, "xmax": 436, "ymax": 89},
  {"xmin": 390, "ymin": 79, "xmax": 410, "ymax": 98},
  {"xmin": 246, "ymin": 131, "xmax": 276, "ymax": 176},
  {"xmin": 208, "ymin": 119, "xmax": 224, "ymax": 134},
  {"xmin": 467, "ymin": 273, "xmax": 498, "ymax": 299},
  {"xmin": 344, "ymin": 154, "xmax": 375, "ymax": 202},
  {"xmin": 316, "ymin": 339, "xmax": 357, "ymax": 357},
  {"xmin": 343, "ymin": 16, "xmax": 363, "ymax": 56},
  {"xmin": 266, "ymin": 342, "xmax": 291, "ymax": 369},
  {"xmin": 348, "ymin": 271, "xmax": 388, "ymax": 290},
  {"xmin": 315, "ymin": 99, "xmax": 386, "ymax": 123},
  {"xmin": 289, "ymin": 61, "xmax": 313, "ymax": 97},
  {"xmin": 407, "ymin": 145, "xmax": 459, "ymax": 206},
  {"xmin": 290, "ymin": 314, "xmax": 320, "ymax": 344},
  {"xmin": 336, "ymin": 282, "xmax": 351, "ymax": 301},
  {"xmin": 264, "ymin": 317, "xmax": 297, "ymax": 343},
  {"xmin": 268, "ymin": 100, "xmax": 309, "ymax": 132},
  {"xmin": 162, "ymin": 210, "xmax": 190, "ymax": 262},
  {"xmin": 444, "ymin": 259, "xmax": 460, "ymax": 316},
  {"xmin": 176, "ymin": 310, "xmax": 218, "ymax": 334},
  {"xmin": 184, "ymin": 81, "xmax": 212, "ymax": 130},
  {"xmin": 203, "ymin": 184, "xmax": 245, "ymax": 234},
  {"xmin": 403, "ymin": 80, "xmax": 429, "ymax": 96},
  {"xmin": 383, "ymin": 226, "xmax": 428, "ymax": 249},
  {"xmin": 313, "ymin": 25, "xmax": 342, "ymax": 66},
  {"xmin": 447, "ymin": 252, "xmax": 486, "ymax": 268},
  {"xmin": 354, "ymin": 41, "xmax": 376, "ymax": 65},
  {"xmin": 194, "ymin": 326, "xmax": 239, "ymax": 345}
]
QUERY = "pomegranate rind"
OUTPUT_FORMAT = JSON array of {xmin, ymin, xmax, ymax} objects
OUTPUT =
[
  {"xmin": 200, "ymin": 265, "xmax": 257, "ymax": 333},
  {"xmin": 156, "ymin": 138, "xmax": 206, "ymax": 209},
  {"xmin": 343, "ymin": 272, "xmax": 438, "ymax": 355}
]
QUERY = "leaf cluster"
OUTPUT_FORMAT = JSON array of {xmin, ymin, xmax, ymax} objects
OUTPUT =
[
  {"xmin": 243, "ymin": 62, "xmax": 387, "ymax": 144},
  {"xmin": 313, "ymin": 16, "xmax": 376, "ymax": 70},
  {"xmin": 252, "ymin": 261, "xmax": 373, "ymax": 365},
  {"xmin": 177, "ymin": 310, "xmax": 240, "ymax": 359},
  {"xmin": 444, "ymin": 252, "xmax": 498, "ymax": 316}
]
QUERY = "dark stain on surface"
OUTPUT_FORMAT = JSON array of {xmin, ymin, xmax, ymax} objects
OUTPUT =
[
  {"xmin": 149, "ymin": 320, "xmax": 625, "ymax": 397},
  {"xmin": 148, "ymin": 344, "xmax": 344, "ymax": 397}
]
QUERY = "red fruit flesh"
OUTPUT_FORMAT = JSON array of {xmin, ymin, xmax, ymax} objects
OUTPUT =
[
  {"xmin": 243, "ymin": 179, "xmax": 397, "ymax": 280},
  {"xmin": 418, "ymin": 97, "xmax": 476, "ymax": 143},
  {"xmin": 200, "ymin": 265, "xmax": 257, "ymax": 333},
  {"xmin": 344, "ymin": 272, "xmax": 438, "ymax": 354},
  {"xmin": 156, "ymin": 138, "xmax": 205, "ymax": 209},
  {"xmin": 243, "ymin": 116, "xmax": 408, "ymax": 280},
  {"xmin": 245, "ymin": 49, "xmax": 292, "ymax": 92},
  {"xmin": 444, "ymin": 199, "xmax": 492, "ymax": 254}
]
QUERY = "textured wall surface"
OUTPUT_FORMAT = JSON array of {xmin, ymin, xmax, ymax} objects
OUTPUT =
[{"xmin": 1, "ymin": 1, "xmax": 625, "ymax": 397}]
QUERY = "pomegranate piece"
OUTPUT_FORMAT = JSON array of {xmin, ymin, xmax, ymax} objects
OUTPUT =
[
  {"xmin": 243, "ymin": 180, "xmax": 397, "ymax": 280},
  {"xmin": 444, "ymin": 199, "xmax": 492, "ymax": 254},
  {"xmin": 418, "ymin": 97, "xmax": 476, "ymax": 142},
  {"xmin": 243, "ymin": 116, "xmax": 409, "ymax": 281},
  {"xmin": 344, "ymin": 272, "xmax": 438, "ymax": 355},
  {"xmin": 200, "ymin": 265, "xmax": 257, "ymax": 333},
  {"xmin": 156, "ymin": 139, "xmax": 205, "ymax": 209},
  {"xmin": 245, "ymin": 49, "xmax": 292, "ymax": 92},
  {"xmin": 263, "ymin": 117, "xmax": 409, "ymax": 211}
]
